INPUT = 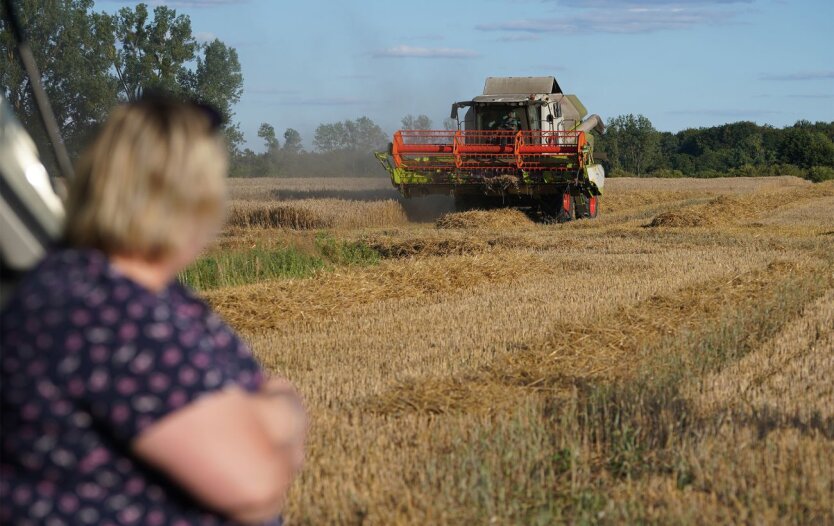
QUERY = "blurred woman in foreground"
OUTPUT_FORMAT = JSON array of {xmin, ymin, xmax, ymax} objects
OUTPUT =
[{"xmin": 0, "ymin": 95, "xmax": 305, "ymax": 525}]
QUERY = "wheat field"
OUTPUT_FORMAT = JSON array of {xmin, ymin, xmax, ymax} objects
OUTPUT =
[{"xmin": 206, "ymin": 176, "xmax": 834, "ymax": 525}]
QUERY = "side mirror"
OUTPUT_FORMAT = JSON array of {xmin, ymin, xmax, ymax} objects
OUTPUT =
[{"xmin": 450, "ymin": 105, "xmax": 459, "ymax": 120}]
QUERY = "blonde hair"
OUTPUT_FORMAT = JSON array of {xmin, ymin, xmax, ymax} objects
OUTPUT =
[{"xmin": 65, "ymin": 97, "xmax": 227, "ymax": 260}]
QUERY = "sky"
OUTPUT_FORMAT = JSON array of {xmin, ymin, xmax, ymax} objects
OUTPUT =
[{"xmin": 102, "ymin": 0, "xmax": 834, "ymax": 151}]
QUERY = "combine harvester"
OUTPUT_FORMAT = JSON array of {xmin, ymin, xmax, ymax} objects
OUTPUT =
[{"xmin": 376, "ymin": 76, "xmax": 606, "ymax": 222}]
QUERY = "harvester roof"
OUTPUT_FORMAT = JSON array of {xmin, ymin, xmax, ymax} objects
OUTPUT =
[
  {"xmin": 482, "ymin": 76, "xmax": 562, "ymax": 96},
  {"xmin": 477, "ymin": 76, "xmax": 587, "ymax": 121}
]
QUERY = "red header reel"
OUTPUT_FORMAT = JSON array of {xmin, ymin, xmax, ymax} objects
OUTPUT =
[{"xmin": 391, "ymin": 129, "xmax": 588, "ymax": 172}]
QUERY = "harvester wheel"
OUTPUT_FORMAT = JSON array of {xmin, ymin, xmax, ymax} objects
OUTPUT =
[
  {"xmin": 557, "ymin": 192, "xmax": 575, "ymax": 223},
  {"xmin": 589, "ymin": 195, "xmax": 599, "ymax": 219}
]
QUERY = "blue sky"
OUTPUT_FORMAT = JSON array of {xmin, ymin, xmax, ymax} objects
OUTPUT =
[{"xmin": 103, "ymin": 0, "xmax": 834, "ymax": 151}]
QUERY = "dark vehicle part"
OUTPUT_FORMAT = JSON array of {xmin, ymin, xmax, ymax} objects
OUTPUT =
[{"xmin": 1, "ymin": 0, "xmax": 66, "ymax": 306}]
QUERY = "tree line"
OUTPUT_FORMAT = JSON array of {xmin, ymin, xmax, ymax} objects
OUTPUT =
[
  {"xmin": 597, "ymin": 115, "xmax": 834, "ymax": 182},
  {"xmin": 243, "ymin": 112, "xmax": 834, "ymax": 181},
  {"xmin": 231, "ymin": 114, "xmax": 434, "ymax": 178}
]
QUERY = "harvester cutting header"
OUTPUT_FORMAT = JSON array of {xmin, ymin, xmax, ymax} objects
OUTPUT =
[{"xmin": 376, "ymin": 76, "xmax": 606, "ymax": 221}]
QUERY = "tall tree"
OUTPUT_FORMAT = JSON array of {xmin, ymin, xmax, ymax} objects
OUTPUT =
[
  {"xmin": 401, "ymin": 114, "xmax": 432, "ymax": 130},
  {"xmin": 185, "ymin": 39, "xmax": 242, "ymax": 126},
  {"xmin": 223, "ymin": 123, "xmax": 245, "ymax": 157},
  {"xmin": 604, "ymin": 114, "xmax": 660, "ymax": 176},
  {"xmin": 283, "ymin": 128, "xmax": 303, "ymax": 153},
  {"xmin": 112, "ymin": 6, "xmax": 243, "ymax": 154},
  {"xmin": 313, "ymin": 117, "xmax": 387, "ymax": 152},
  {"xmin": 778, "ymin": 128, "xmax": 834, "ymax": 168},
  {"xmin": 348, "ymin": 116, "xmax": 387, "ymax": 151},
  {"xmin": 111, "ymin": 3, "xmax": 197, "ymax": 101},
  {"xmin": 257, "ymin": 123, "xmax": 279, "ymax": 151},
  {"xmin": 312, "ymin": 122, "xmax": 343, "ymax": 152},
  {"xmin": 1, "ymin": 0, "xmax": 117, "ymax": 159}
]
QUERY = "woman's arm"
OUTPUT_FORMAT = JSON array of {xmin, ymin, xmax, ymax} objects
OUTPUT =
[
  {"xmin": 132, "ymin": 386, "xmax": 305, "ymax": 524},
  {"xmin": 251, "ymin": 379, "xmax": 307, "ymax": 473}
]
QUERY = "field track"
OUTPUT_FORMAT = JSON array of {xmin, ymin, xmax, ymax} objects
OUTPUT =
[{"xmin": 206, "ymin": 176, "xmax": 833, "ymax": 525}]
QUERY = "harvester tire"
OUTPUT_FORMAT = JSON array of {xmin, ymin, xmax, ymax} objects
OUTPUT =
[
  {"xmin": 557, "ymin": 193, "xmax": 575, "ymax": 223},
  {"xmin": 589, "ymin": 195, "xmax": 599, "ymax": 219}
]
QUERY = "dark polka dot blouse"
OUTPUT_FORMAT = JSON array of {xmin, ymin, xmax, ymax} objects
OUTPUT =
[{"xmin": 0, "ymin": 248, "xmax": 279, "ymax": 525}]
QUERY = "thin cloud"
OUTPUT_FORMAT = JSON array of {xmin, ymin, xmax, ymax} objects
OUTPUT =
[
  {"xmin": 373, "ymin": 45, "xmax": 480, "ymax": 59},
  {"xmin": 759, "ymin": 71, "xmax": 834, "ymax": 81},
  {"xmin": 479, "ymin": 11, "xmax": 733, "ymax": 34},
  {"xmin": 477, "ymin": 2, "xmax": 748, "ymax": 34},
  {"xmin": 497, "ymin": 34, "xmax": 542, "ymax": 42}
]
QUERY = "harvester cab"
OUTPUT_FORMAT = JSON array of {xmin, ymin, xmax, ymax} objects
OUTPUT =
[{"xmin": 375, "ymin": 76, "xmax": 606, "ymax": 221}]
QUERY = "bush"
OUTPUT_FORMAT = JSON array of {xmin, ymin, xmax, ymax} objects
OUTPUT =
[
  {"xmin": 724, "ymin": 163, "xmax": 804, "ymax": 178},
  {"xmin": 806, "ymin": 165, "xmax": 834, "ymax": 183},
  {"xmin": 647, "ymin": 168, "xmax": 684, "ymax": 178},
  {"xmin": 692, "ymin": 169, "xmax": 724, "ymax": 179},
  {"xmin": 607, "ymin": 169, "xmax": 637, "ymax": 178}
]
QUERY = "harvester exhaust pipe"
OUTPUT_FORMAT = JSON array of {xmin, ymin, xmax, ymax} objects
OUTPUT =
[{"xmin": 577, "ymin": 114, "xmax": 605, "ymax": 135}]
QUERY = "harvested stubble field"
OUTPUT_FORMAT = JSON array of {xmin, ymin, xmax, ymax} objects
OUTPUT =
[
  {"xmin": 207, "ymin": 176, "xmax": 834, "ymax": 524},
  {"xmin": 227, "ymin": 199, "xmax": 408, "ymax": 230}
]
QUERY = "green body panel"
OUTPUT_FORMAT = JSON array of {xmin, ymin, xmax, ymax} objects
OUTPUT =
[
  {"xmin": 374, "ymin": 153, "xmax": 603, "ymax": 197},
  {"xmin": 564, "ymin": 95, "xmax": 588, "ymax": 120}
]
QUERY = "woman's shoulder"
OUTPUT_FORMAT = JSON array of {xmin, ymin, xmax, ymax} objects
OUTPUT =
[
  {"xmin": 2, "ymin": 248, "xmax": 103, "ymax": 317},
  {"xmin": 4, "ymin": 248, "xmax": 200, "ymax": 338}
]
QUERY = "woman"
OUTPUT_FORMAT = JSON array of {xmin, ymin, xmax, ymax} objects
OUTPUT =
[{"xmin": 0, "ymin": 95, "xmax": 306, "ymax": 525}]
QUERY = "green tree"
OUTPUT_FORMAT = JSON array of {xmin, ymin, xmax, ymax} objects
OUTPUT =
[
  {"xmin": 257, "ymin": 123, "xmax": 279, "ymax": 152},
  {"xmin": 283, "ymin": 128, "xmax": 303, "ymax": 153},
  {"xmin": 778, "ymin": 127, "xmax": 834, "ymax": 168},
  {"xmin": 185, "ymin": 39, "xmax": 242, "ymax": 126},
  {"xmin": 401, "ymin": 114, "xmax": 432, "ymax": 130},
  {"xmin": 604, "ymin": 114, "xmax": 660, "ymax": 176},
  {"xmin": 223, "ymin": 123, "xmax": 245, "ymax": 157},
  {"xmin": 313, "ymin": 117, "xmax": 386, "ymax": 152},
  {"xmin": 2, "ymin": 1, "xmax": 246, "ymax": 166},
  {"xmin": 312, "ymin": 122, "xmax": 343, "ymax": 152},
  {"xmin": 348, "ymin": 116, "xmax": 387, "ymax": 151},
  {"xmin": 112, "ymin": 5, "xmax": 243, "ymax": 155},
  {"xmin": 111, "ymin": 3, "xmax": 197, "ymax": 101},
  {"xmin": 1, "ymin": 0, "xmax": 117, "ymax": 159}
]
